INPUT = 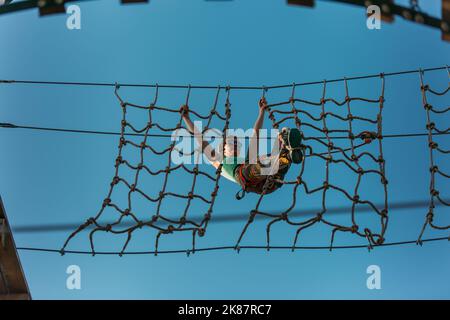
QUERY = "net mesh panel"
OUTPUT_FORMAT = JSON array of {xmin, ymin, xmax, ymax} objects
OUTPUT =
[
  {"xmin": 62, "ymin": 85, "xmax": 231, "ymax": 255},
  {"xmin": 235, "ymin": 76, "xmax": 388, "ymax": 250},
  {"xmin": 60, "ymin": 69, "xmax": 449, "ymax": 255},
  {"xmin": 418, "ymin": 67, "xmax": 450, "ymax": 242}
]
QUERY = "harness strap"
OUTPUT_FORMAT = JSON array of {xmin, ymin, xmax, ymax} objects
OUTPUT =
[
  {"xmin": 235, "ymin": 188, "xmax": 246, "ymax": 200},
  {"xmin": 238, "ymin": 165, "xmax": 261, "ymax": 188}
]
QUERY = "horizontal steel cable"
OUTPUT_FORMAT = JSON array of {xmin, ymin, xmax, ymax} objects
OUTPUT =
[
  {"xmin": 15, "ymin": 236, "xmax": 450, "ymax": 256},
  {"xmin": 0, "ymin": 66, "xmax": 448, "ymax": 90}
]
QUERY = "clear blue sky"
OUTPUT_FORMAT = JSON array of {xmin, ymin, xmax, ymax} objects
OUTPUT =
[{"xmin": 0, "ymin": 0, "xmax": 449, "ymax": 299}]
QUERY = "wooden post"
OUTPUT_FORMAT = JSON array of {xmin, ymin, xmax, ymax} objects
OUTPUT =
[{"xmin": 0, "ymin": 196, "xmax": 31, "ymax": 300}]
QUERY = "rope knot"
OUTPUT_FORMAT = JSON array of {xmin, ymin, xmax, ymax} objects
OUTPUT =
[
  {"xmin": 102, "ymin": 198, "xmax": 111, "ymax": 207},
  {"xmin": 179, "ymin": 104, "xmax": 189, "ymax": 115},
  {"xmin": 431, "ymin": 189, "xmax": 439, "ymax": 196},
  {"xmin": 249, "ymin": 210, "xmax": 257, "ymax": 223},
  {"xmin": 112, "ymin": 176, "xmax": 120, "ymax": 185}
]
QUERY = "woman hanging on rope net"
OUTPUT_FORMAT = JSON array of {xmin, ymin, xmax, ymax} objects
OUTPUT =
[{"xmin": 181, "ymin": 97, "xmax": 303, "ymax": 199}]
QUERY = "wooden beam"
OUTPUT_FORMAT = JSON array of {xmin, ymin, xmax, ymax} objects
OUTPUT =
[
  {"xmin": 0, "ymin": 293, "xmax": 31, "ymax": 300},
  {"xmin": 0, "ymin": 196, "xmax": 31, "ymax": 300}
]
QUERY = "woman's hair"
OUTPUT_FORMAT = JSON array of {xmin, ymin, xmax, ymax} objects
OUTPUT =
[{"xmin": 217, "ymin": 135, "xmax": 242, "ymax": 156}]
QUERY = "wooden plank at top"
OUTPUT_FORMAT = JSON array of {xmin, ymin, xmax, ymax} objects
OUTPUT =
[
  {"xmin": 287, "ymin": 0, "xmax": 315, "ymax": 8},
  {"xmin": 38, "ymin": 0, "xmax": 65, "ymax": 16},
  {"xmin": 0, "ymin": 196, "xmax": 31, "ymax": 300},
  {"xmin": 121, "ymin": 0, "xmax": 149, "ymax": 3},
  {"xmin": 443, "ymin": 0, "xmax": 450, "ymax": 41},
  {"xmin": 376, "ymin": 0, "xmax": 395, "ymax": 23}
]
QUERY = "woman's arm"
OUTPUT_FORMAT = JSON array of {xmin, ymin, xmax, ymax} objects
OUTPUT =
[
  {"xmin": 248, "ymin": 97, "xmax": 267, "ymax": 163},
  {"xmin": 181, "ymin": 105, "xmax": 220, "ymax": 169}
]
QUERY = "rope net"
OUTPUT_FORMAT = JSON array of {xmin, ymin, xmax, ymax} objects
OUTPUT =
[
  {"xmin": 418, "ymin": 67, "xmax": 450, "ymax": 242},
  {"xmin": 62, "ymin": 85, "xmax": 232, "ymax": 255},
  {"xmin": 60, "ymin": 68, "xmax": 448, "ymax": 255},
  {"xmin": 235, "ymin": 77, "xmax": 388, "ymax": 250}
]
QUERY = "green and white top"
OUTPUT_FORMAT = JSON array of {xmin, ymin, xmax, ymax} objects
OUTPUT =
[{"xmin": 219, "ymin": 156, "xmax": 245, "ymax": 183}]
